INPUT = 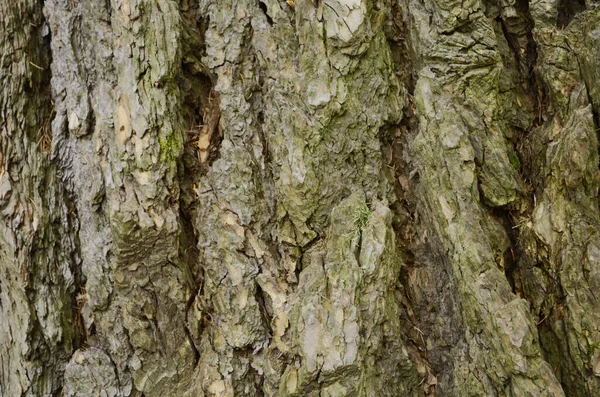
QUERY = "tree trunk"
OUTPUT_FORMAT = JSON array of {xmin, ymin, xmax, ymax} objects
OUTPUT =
[{"xmin": 1, "ymin": 0, "xmax": 599, "ymax": 395}]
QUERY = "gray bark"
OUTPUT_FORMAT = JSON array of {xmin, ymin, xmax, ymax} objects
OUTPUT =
[{"xmin": 1, "ymin": 0, "xmax": 600, "ymax": 396}]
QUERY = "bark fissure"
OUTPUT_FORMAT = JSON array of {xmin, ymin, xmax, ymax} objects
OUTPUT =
[{"xmin": 557, "ymin": 0, "xmax": 586, "ymax": 28}]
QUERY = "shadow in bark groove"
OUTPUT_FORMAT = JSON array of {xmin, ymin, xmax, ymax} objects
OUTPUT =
[
  {"xmin": 383, "ymin": 5, "xmax": 450, "ymax": 394},
  {"xmin": 258, "ymin": 1, "xmax": 274, "ymax": 26},
  {"xmin": 557, "ymin": 0, "xmax": 586, "ymax": 28}
]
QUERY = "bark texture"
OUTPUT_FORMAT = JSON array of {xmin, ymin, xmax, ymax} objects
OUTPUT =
[{"xmin": 1, "ymin": 0, "xmax": 600, "ymax": 396}]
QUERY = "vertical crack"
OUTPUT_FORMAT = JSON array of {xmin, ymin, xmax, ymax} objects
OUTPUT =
[
  {"xmin": 383, "ymin": 5, "xmax": 439, "ymax": 394},
  {"xmin": 177, "ymin": 3, "xmax": 214, "ymax": 367}
]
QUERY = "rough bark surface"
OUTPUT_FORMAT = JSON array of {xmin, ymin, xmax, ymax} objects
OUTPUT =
[{"xmin": 1, "ymin": 0, "xmax": 599, "ymax": 396}]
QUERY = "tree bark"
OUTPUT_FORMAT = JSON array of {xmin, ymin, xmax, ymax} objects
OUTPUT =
[{"xmin": 1, "ymin": 0, "xmax": 599, "ymax": 396}]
